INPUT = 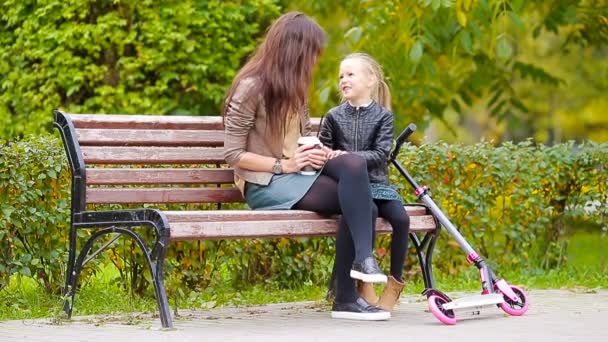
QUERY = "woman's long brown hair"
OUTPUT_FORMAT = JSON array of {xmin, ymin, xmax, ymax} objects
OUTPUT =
[{"xmin": 222, "ymin": 12, "xmax": 326, "ymax": 137}]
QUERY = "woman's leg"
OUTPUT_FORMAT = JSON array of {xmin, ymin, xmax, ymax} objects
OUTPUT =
[
  {"xmin": 319, "ymin": 154, "xmax": 375, "ymax": 263},
  {"xmin": 376, "ymin": 199, "xmax": 410, "ymax": 281},
  {"xmin": 293, "ymin": 176, "xmax": 358, "ymax": 302},
  {"xmin": 294, "ymin": 154, "xmax": 378, "ymax": 265},
  {"xmin": 294, "ymin": 157, "xmax": 388, "ymax": 319},
  {"xmin": 294, "ymin": 174, "xmax": 374, "ymax": 302},
  {"xmin": 325, "ymin": 202, "xmax": 379, "ymax": 304}
]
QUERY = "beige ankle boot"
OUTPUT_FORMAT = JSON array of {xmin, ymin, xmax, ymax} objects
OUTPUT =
[
  {"xmin": 376, "ymin": 276, "xmax": 405, "ymax": 311},
  {"xmin": 356, "ymin": 280, "xmax": 379, "ymax": 304}
]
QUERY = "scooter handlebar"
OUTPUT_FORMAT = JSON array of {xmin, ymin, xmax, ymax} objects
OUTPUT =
[{"xmin": 390, "ymin": 123, "xmax": 417, "ymax": 161}]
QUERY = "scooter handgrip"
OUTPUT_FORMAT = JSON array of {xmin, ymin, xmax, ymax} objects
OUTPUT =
[{"xmin": 395, "ymin": 123, "xmax": 417, "ymax": 148}]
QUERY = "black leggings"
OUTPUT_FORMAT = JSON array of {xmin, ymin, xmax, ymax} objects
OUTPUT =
[
  {"xmin": 294, "ymin": 154, "xmax": 375, "ymax": 303},
  {"xmin": 374, "ymin": 199, "xmax": 410, "ymax": 281}
]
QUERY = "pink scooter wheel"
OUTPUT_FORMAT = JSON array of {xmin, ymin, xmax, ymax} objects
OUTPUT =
[
  {"xmin": 428, "ymin": 294, "xmax": 457, "ymax": 325},
  {"xmin": 498, "ymin": 285, "xmax": 529, "ymax": 316}
]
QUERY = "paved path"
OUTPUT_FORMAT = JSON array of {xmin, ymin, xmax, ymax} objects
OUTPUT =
[{"xmin": 1, "ymin": 289, "xmax": 606, "ymax": 341}]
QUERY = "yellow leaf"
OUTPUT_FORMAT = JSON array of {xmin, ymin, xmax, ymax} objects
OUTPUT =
[{"xmin": 456, "ymin": 11, "xmax": 467, "ymax": 27}]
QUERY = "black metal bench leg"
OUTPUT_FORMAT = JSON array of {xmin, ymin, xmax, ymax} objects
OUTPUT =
[
  {"xmin": 62, "ymin": 226, "xmax": 78, "ymax": 318},
  {"xmin": 66, "ymin": 232, "xmax": 104, "ymax": 319},
  {"xmin": 65, "ymin": 225, "xmax": 174, "ymax": 328},
  {"xmin": 410, "ymin": 230, "xmax": 439, "ymax": 291},
  {"xmin": 149, "ymin": 240, "xmax": 173, "ymax": 328},
  {"xmin": 423, "ymin": 231, "xmax": 439, "ymax": 290}
]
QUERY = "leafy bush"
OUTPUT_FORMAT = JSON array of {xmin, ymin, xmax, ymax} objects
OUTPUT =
[
  {"xmin": 0, "ymin": 135, "xmax": 70, "ymax": 293},
  {"xmin": 390, "ymin": 140, "xmax": 608, "ymax": 275},
  {"xmin": 2, "ymin": 136, "xmax": 606, "ymax": 295},
  {"xmin": 0, "ymin": 0, "xmax": 281, "ymax": 139}
]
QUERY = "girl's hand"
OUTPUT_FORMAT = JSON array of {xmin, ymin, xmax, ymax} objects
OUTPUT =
[
  {"xmin": 307, "ymin": 145, "xmax": 328, "ymax": 169},
  {"xmin": 327, "ymin": 149, "xmax": 348, "ymax": 159}
]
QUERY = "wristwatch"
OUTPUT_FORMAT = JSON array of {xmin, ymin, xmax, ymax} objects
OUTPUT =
[{"xmin": 272, "ymin": 158, "xmax": 283, "ymax": 175}]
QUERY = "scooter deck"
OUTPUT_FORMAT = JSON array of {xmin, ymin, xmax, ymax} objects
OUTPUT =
[{"xmin": 441, "ymin": 293, "xmax": 504, "ymax": 310}]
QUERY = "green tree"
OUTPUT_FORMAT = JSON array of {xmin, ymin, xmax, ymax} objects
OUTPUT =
[
  {"xmin": 290, "ymin": 0, "xmax": 608, "ymax": 143},
  {"xmin": 0, "ymin": 0, "xmax": 280, "ymax": 139}
]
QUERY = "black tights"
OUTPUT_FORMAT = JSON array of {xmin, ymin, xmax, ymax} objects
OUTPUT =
[
  {"xmin": 294, "ymin": 154, "xmax": 375, "ymax": 303},
  {"xmin": 374, "ymin": 199, "xmax": 410, "ymax": 281}
]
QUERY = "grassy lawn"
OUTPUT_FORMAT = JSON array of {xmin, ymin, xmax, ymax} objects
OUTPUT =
[{"xmin": 1, "ymin": 231, "xmax": 605, "ymax": 321}]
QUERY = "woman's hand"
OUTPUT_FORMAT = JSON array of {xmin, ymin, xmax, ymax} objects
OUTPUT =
[{"xmin": 283, "ymin": 144, "xmax": 317, "ymax": 173}]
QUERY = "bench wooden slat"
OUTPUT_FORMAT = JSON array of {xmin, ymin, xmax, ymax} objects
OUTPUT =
[
  {"xmin": 86, "ymin": 187, "xmax": 243, "ymax": 204},
  {"xmin": 77, "ymin": 129, "xmax": 224, "ymax": 147},
  {"xmin": 86, "ymin": 168, "xmax": 235, "ymax": 185},
  {"xmin": 70, "ymin": 114, "xmax": 224, "ymax": 130},
  {"xmin": 81, "ymin": 146, "xmax": 225, "ymax": 164},
  {"xmin": 168, "ymin": 215, "xmax": 437, "ymax": 241},
  {"xmin": 163, "ymin": 206, "xmax": 428, "ymax": 222},
  {"xmin": 68, "ymin": 114, "xmax": 322, "ymax": 131}
]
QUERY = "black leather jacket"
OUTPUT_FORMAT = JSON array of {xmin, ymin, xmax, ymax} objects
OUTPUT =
[{"xmin": 319, "ymin": 101, "xmax": 394, "ymax": 184}]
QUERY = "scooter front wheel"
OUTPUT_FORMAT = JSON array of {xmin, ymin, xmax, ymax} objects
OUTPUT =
[
  {"xmin": 428, "ymin": 294, "xmax": 457, "ymax": 325},
  {"xmin": 498, "ymin": 285, "xmax": 529, "ymax": 316}
]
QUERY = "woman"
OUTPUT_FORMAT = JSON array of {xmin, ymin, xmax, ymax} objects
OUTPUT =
[{"xmin": 223, "ymin": 12, "xmax": 389, "ymax": 321}]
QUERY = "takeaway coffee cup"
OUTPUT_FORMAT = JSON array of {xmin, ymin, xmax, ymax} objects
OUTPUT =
[{"xmin": 297, "ymin": 136, "xmax": 322, "ymax": 175}]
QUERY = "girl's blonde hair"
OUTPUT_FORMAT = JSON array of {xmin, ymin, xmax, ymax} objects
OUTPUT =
[{"xmin": 342, "ymin": 53, "xmax": 392, "ymax": 110}]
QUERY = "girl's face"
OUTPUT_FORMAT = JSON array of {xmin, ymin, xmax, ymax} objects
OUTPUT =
[{"xmin": 339, "ymin": 58, "xmax": 375, "ymax": 104}]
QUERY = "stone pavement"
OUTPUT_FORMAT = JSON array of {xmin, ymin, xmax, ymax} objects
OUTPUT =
[{"xmin": 1, "ymin": 289, "xmax": 606, "ymax": 342}]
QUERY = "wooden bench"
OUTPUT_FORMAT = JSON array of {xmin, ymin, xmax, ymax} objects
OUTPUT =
[{"xmin": 53, "ymin": 110, "xmax": 441, "ymax": 328}]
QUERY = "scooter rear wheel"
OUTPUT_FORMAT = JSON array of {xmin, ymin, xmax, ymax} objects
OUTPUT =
[
  {"xmin": 498, "ymin": 285, "xmax": 529, "ymax": 316},
  {"xmin": 428, "ymin": 294, "xmax": 457, "ymax": 325}
]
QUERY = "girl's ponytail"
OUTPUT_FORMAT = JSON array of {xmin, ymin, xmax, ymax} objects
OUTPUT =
[{"xmin": 377, "ymin": 79, "xmax": 392, "ymax": 111}]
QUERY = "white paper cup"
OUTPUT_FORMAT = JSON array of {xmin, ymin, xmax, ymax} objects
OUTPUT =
[{"xmin": 297, "ymin": 136, "xmax": 322, "ymax": 175}]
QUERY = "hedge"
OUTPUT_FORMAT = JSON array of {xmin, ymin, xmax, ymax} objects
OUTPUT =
[{"xmin": 1, "ymin": 135, "xmax": 606, "ymax": 295}]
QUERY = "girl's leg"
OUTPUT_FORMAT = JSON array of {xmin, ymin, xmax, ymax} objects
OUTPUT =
[
  {"xmin": 375, "ymin": 199, "xmax": 410, "ymax": 312},
  {"xmin": 376, "ymin": 199, "xmax": 410, "ymax": 280}
]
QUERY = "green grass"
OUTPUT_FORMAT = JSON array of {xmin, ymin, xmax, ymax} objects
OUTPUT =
[
  {"xmin": 1, "ymin": 231, "xmax": 605, "ymax": 322},
  {"xmin": 407, "ymin": 230, "xmax": 607, "ymax": 293}
]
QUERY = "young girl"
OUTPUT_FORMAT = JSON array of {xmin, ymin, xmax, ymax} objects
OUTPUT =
[{"xmin": 319, "ymin": 53, "xmax": 410, "ymax": 312}]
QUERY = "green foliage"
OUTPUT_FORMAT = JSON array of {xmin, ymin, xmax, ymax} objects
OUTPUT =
[
  {"xmin": 0, "ymin": 0, "xmax": 281, "ymax": 139},
  {"xmin": 0, "ymin": 135, "xmax": 71, "ymax": 293},
  {"xmin": 388, "ymin": 139, "xmax": 608, "ymax": 274},
  {"xmin": 290, "ymin": 0, "xmax": 607, "ymax": 142}
]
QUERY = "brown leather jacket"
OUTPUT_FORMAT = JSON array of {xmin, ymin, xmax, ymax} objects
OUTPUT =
[{"xmin": 223, "ymin": 77, "xmax": 312, "ymax": 185}]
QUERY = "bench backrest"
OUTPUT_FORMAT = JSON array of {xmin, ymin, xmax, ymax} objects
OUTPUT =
[{"xmin": 53, "ymin": 110, "xmax": 321, "ymax": 211}]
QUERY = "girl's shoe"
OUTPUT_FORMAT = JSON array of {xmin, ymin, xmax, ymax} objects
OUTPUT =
[
  {"xmin": 331, "ymin": 297, "xmax": 390, "ymax": 321},
  {"xmin": 350, "ymin": 257, "xmax": 388, "ymax": 283},
  {"xmin": 376, "ymin": 276, "xmax": 405, "ymax": 311},
  {"xmin": 356, "ymin": 280, "xmax": 379, "ymax": 304}
]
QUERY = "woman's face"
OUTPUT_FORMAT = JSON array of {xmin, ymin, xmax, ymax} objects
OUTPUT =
[{"xmin": 339, "ymin": 58, "xmax": 375, "ymax": 104}]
